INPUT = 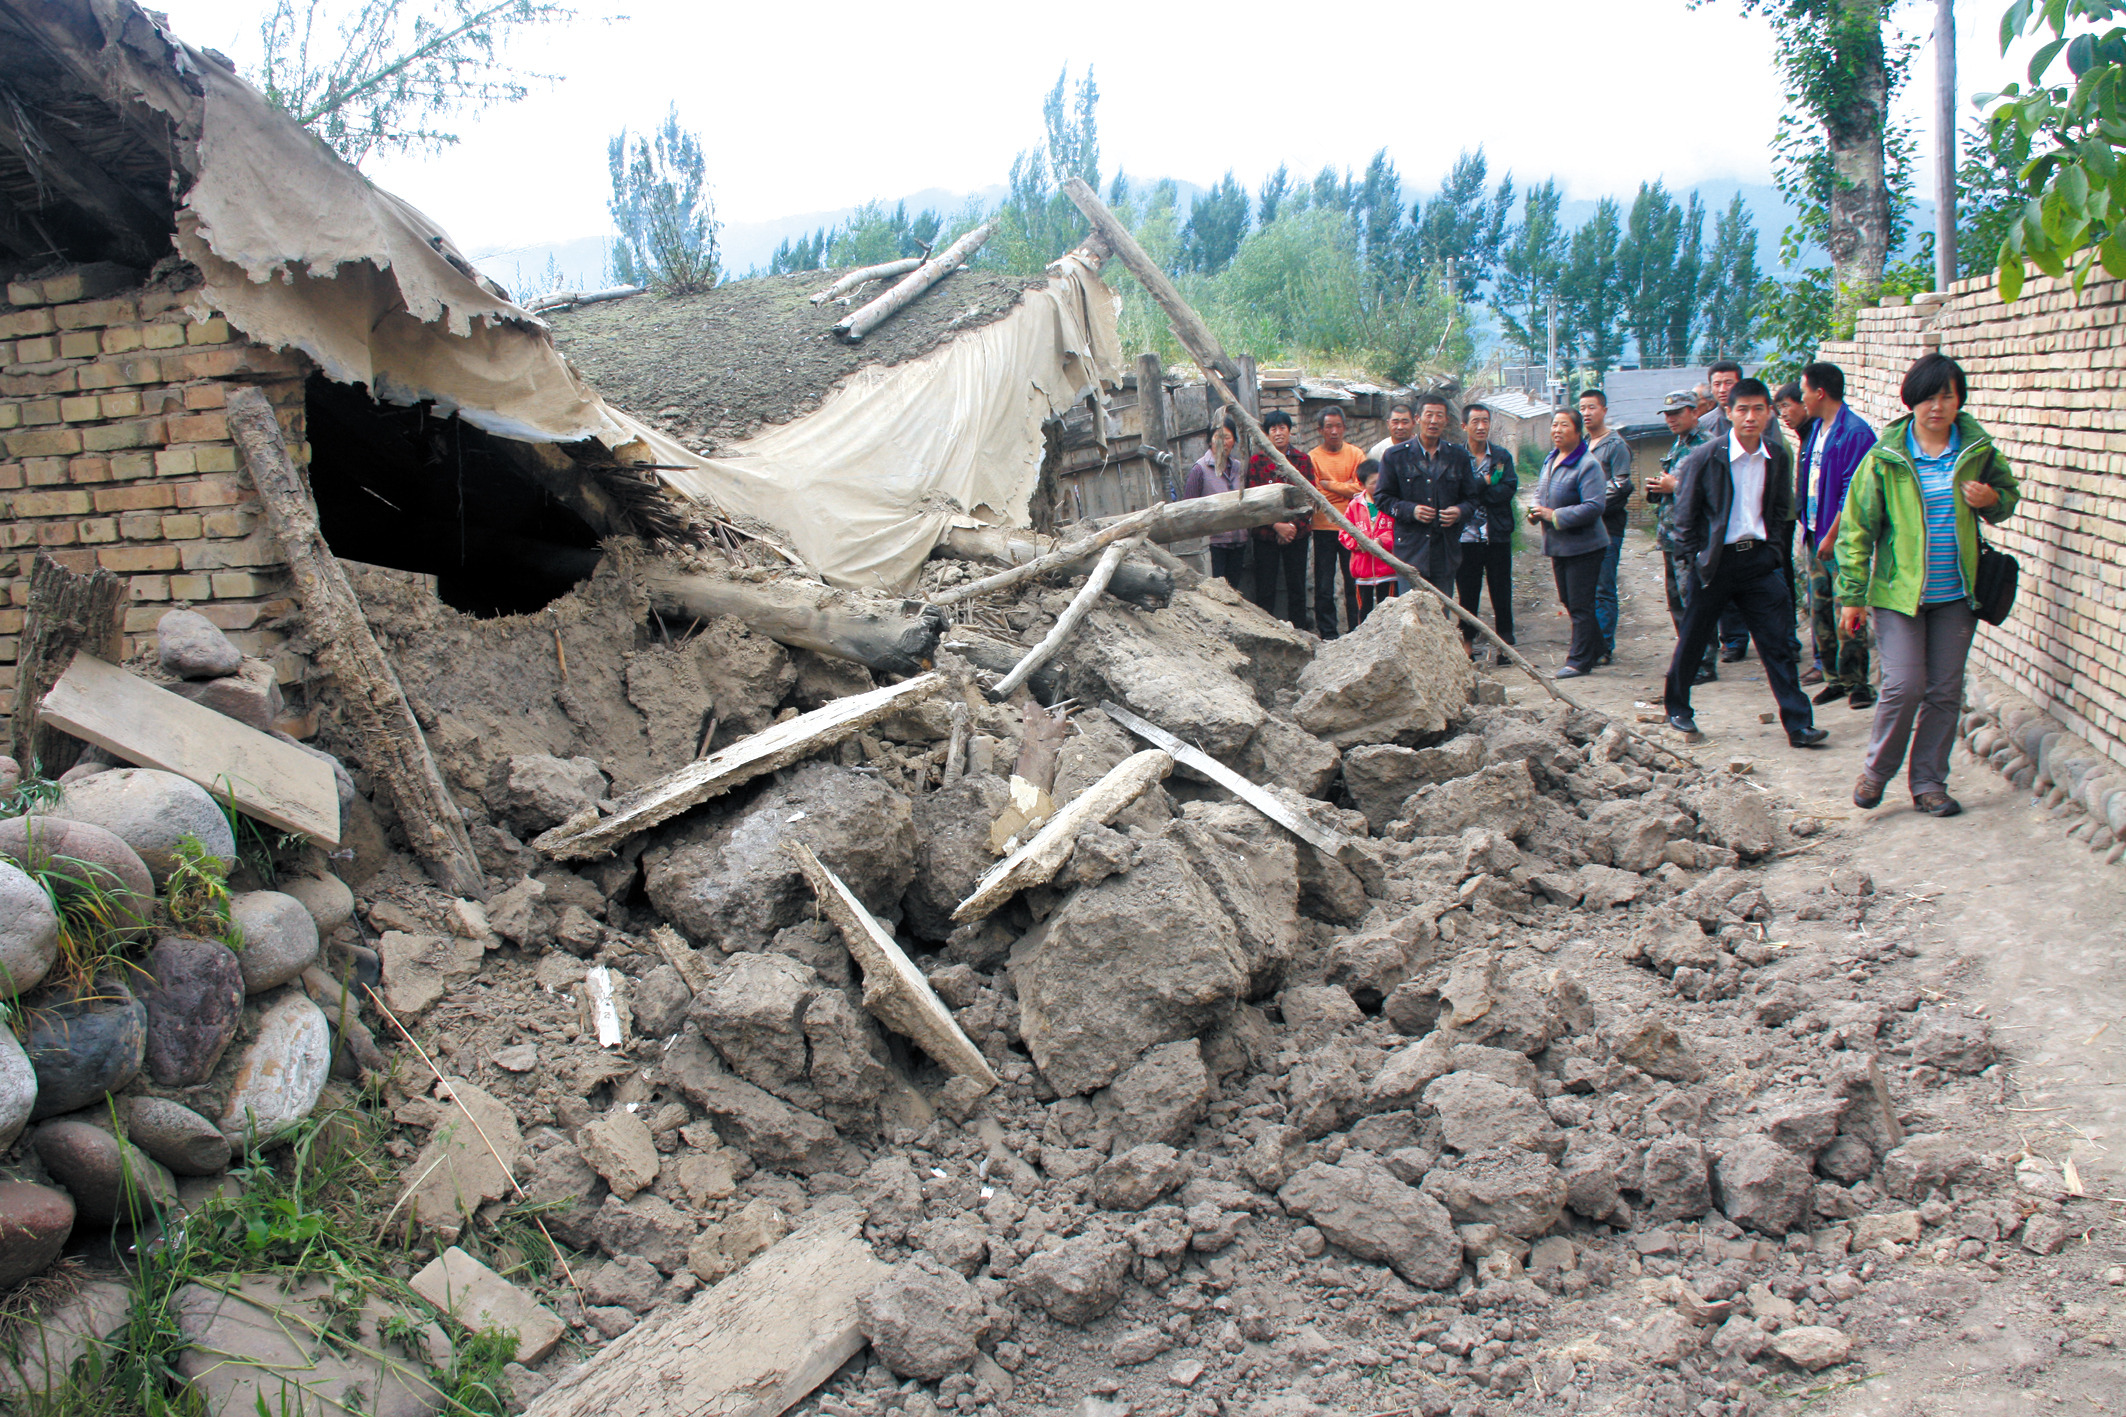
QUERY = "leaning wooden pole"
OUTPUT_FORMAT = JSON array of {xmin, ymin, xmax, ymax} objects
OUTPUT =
[
  {"xmin": 989, "ymin": 535, "xmax": 1141, "ymax": 700},
  {"xmin": 224, "ymin": 386, "xmax": 486, "ymax": 897},
  {"xmin": 10, "ymin": 553, "xmax": 127, "ymax": 777},
  {"xmin": 1061, "ymin": 177, "xmax": 1573, "ymax": 710}
]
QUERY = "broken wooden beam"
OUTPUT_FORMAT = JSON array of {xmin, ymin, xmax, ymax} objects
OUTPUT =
[
  {"xmin": 935, "ymin": 526, "xmax": 1171, "ymax": 608},
  {"xmin": 835, "ymin": 221, "xmax": 996, "ymax": 342},
  {"xmin": 642, "ymin": 570, "xmax": 944, "ymax": 677},
  {"xmin": 809, "ymin": 257, "xmax": 923, "ymax": 304},
  {"xmin": 9, "ymin": 552, "xmax": 125, "ymax": 778},
  {"xmin": 225, "ymin": 386, "xmax": 482, "ymax": 895},
  {"xmin": 789, "ymin": 843, "xmax": 998, "ymax": 1090},
  {"xmin": 37, "ymin": 653, "xmax": 340, "ymax": 844},
  {"xmin": 1101, "ymin": 700, "xmax": 1351, "ymax": 859},
  {"xmin": 534, "ymin": 673, "xmax": 944, "ymax": 860},
  {"xmin": 953, "ymin": 748, "xmax": 1172, "ymax": 923},
  {"xmin": 523, "ymin": 1210, "xmax": 888, "ymax": 1417},
  {"xmin": 988, "ymin": 535, "xmax": 1141, "ymax": 701},
  {"xmin": 1088, "ymin": 483, "xmax": 1311, "ymax": 543}
]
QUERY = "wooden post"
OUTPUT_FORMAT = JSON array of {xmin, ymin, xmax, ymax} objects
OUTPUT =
[
  {"xmin": 1237, "ymin": 354, "xmax": 1261, "ymax": 422},
  {"xmin": 10, "ymin": 553, "xmax": 126, "ymax": 777},
  {"xmin": 1136, "ymin": 353, "xmax": 1178, "ymax": 502},
  {"xmin": 224, "ymin": 386, "xmax": 486, "ymax": 897},
  {"xmin": 1059, "ymin": 176, "xmax": 1579, "ymax": 711}
]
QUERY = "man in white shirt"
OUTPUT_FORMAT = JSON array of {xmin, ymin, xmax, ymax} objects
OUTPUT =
[
  {"xmin": 1368, "ymin": 403, "xmax": 1415, "ymax": 461},
  {"xmin": 1660, "ymin": 378, "xmax": 1826, "ymax": 749}
]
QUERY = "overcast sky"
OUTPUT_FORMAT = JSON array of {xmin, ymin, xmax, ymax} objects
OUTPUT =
[{"xmin": 151, "ymin": 0, "xmax": 2034, "ymax": 255}]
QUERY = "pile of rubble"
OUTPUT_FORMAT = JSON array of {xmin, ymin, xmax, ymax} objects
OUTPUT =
[{"xmin": 0, "ymin": 550, "xmax": 2098, "ymax": 1417}]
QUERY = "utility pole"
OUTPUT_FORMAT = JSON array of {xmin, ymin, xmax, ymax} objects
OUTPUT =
[
  {"xmin": 1936, "ymin": 0, "xmax": 1958, "ymax": 291},
  {"xmin": 1545, "ymin": 289, "xmax": 1559, "ymax": 407}
]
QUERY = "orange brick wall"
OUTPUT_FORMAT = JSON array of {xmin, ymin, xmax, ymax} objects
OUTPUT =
[
  {"xmin": 1820, "ymin": 271, "xmax": 2126, "ymax": 774},
  {"xmin": 1, "ymin": 268, "xmax": 309, "ymax": 718}
]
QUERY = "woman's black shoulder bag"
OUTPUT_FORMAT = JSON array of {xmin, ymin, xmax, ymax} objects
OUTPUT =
[{"xmin": 1972, "ymin": 465, "xmax": 2019, "ymax": 626}]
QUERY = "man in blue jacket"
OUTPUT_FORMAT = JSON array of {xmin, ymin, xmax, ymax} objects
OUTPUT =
[{"xmin": 1797, "ymin": 361, "xmax": 1878, "ymax": 710}]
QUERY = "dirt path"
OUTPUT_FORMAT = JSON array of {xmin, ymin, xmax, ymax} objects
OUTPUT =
[{"xmin": 1500, "ymin": 528, "xmax": 2126, "ymax": 1414}]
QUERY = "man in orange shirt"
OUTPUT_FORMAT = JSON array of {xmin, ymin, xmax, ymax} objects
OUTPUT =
[{"xmin": 1308, "ymin": 408, "xmax": 1366, "ymax": 638}]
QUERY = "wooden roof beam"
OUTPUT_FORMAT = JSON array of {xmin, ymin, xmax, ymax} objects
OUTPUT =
[{"xmin": 0, "ymin": 98, "xmax": 170, "ymax": 255}]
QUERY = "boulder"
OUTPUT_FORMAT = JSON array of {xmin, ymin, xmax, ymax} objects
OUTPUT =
[
  {"xmin": 1910, "ymin": 1012, "xmax": 1995, "ymax": 1074},
  {"xmin": 23, "ymin": 975, "xmax": 145, "ymax": 1120},
  {"xmin": 1640, "ymin": 1136, "xmax": 1714, "ymax": 1222},
  {"xmin": 903, "ymin": 773, "xmax": 1011, "ymax": 941},
  {"xmin": 1368, "ymin": 1033, "xmax": 1458, "ymax": 1111},
  {"xmin": 578, "ymin": 1111, "xmax": 660, "ymax": 1201},
  {"xmin": 171, "ymin": 659, "xmax": 282, "ymax": 732},
  {"xmin": 228, "ymin": 891, "xmax": 320, "ymax": 994},
  {"xmin": 217, "ymin": 991, "xmax": 332, "ymax": 1150},
  {"xmin": 1607, "ymin": 1018, "xmax": 1704, "ymax": 1082},
  {"xmin": 628, "ymin": 964, "xmax": 692, "ymax": 1039},
  {"xmin": 1635, "ymin": 1309, "xmax": 1705, "ymax": 1367},
  {"xmin": 495, "ymin": 754, "xmax": 607, "ymax": 835},
  {"xmin": 858, "ymin": 1256, "xmax": 988, "ymax": 1380},
  {"xmin": 138, "ymin": 936, "xmax": 245, "ymax": 1086},
  {"xmin": 1561, "ymin": 1131, "xmax": 1628, "ymax": 1222},
  {"xmin": 1342, "ymin": 736, "xmax": 1485, "ymax": 833},
  {"xmin": 1278, "ymin": 1156, "xmax": 1463, "ymax": 1287},
  {"xmin": 1424, "ymin": 1071, "xmax": 1565, "ymax": 1158},
  {"xmin": 156, "ymin": 609, "xmax": 242, "ymax": 679},
  {"xmin": 378, "ymin": 930, "xmax": 485, "ymax": 1018},
  {"xmin": 1760, "ymin": 1091, "xmax": 1847, "ymax": 1161},
  {"xmin": 1091, "ymin": 1144, "xmax": 1188, "ymax": 1211},
  {"xmin": 1768, "ymin": 1326, "xmax": 1851, "ymax": 1372},
  {"xmin": 0, "ymin": 817, "xmax": 154, "ymax": 943},
  {"xmin": 689, "ymin": 952, "xmax": 820, "ymax": 1100},
  {"xmin": 123, "ymin": 1097, "xmax": 231, "ymax": 1176},
  {"xmin": 1053, "ymin": 603, "xmax": 1267, "ymax": 764},
  {"xmin": 1713, "ymin": 1135, "xmax": 1814, "ymax": 1235},
  {"xmin": 665, "ymin": 1066, "xmax": 845, "ymax": 1175},
  {"xmin": 49, "ymin": 769, "xmax": 235, "ymax": 886},
  {"xmin": 644, "ymin": 762, "xmax": 915, "ymax": 953},
  {"xmin": 173, "ymin": 1276, "xmax": 444, "ymax": 1417},
  {"xmin": 0, "ymin": 859, "xmax": 59, "ymax": 999},
  {"xmin": 1237, "ymin": 715, "xmax": 1342, "ymax": 801},
  {"xmin": 1014, "ymin": 837, "xmax": 1250, "ymax": 1096},
  {"xmin": 1100, "ymin": 1039, "xmax": 1212, "ymax": 1150},
  {"xmin": 1880, "ymin": 1133, "xmax": 1982, "ymax": 1200},
  {"xmin": 1396, "ymin": 761, "xmax": 1537, "ymax": 840},
  {"xmin": 279, "ymin": 875, "xmax": 355, "ymax": 938},
  {"xmin": 0, "ymin": 1030, "xmax": 30, "ymax": 1151},
  {"xmin": 1012, "ymin": 1232, "xmax": 1133, "ymax": 1325},
  {"xmin": 394, "ymin": 1080, "xmax": 521, "ymax": 1242},
  {"xmin": 1419, "ymin": 1149, "xmax": 1567, "ymax": 1238},
  {"xmin": 1168, "ymin": 811, "xmax": 1301, "ymax": 996},
  {"xmin": 1291, "ymin": 592, "xmax": 1474, "ymax": 747},
  {"xmin": 1684, "ymin": 782, "xmax": 1776, "ymax": 858},
  {"xmin": 0, "ymin": 1181, "xmax": 74, "ymax": 1286},
  {"xmin": 33, "ymin": 1119, "xmax": 175, "ymax": 1227}
]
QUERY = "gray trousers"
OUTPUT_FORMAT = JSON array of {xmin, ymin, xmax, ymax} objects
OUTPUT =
[{"xmin": 1862, "ymin": 600, "xmax": 1977, "ymax": 795}]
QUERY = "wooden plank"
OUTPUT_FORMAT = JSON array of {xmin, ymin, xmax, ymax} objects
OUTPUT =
[
  {"xmin": 524, "ymin": 1211, "xmax": 888, "ymax": 1417},
  {"xmin": 953, "ymin": 748, "xmax": 1172, "ymax": 922},
  {"xmin": 10, "ymin": 552, "xmax": 126, "ymax": 778},
  {"xmin": 39, "ymin": 653, "xmax": 340, "ymax": 844},
  {"xmin": 988, "ymin": 536, "xmax": 1141, "ymax": 700},
  {"xmin": 533, "ymin": 674, "xmax": 944, "ymax": 860},
  {"xmin": 789, "ymin": 843, "xmax": 998, "ymax": 1090},
  {"xmin": 225, "ymin": 386, "xmax": 480, "ymax": 893},
  {"xmin": 1100, "ymin": 700, "xmax": 1349, "ymax": 858}
]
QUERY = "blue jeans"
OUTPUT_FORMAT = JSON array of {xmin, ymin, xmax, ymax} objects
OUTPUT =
[{"xmin": 1594, "ymin": 532, "xmax": 1625, "ymax": 654}]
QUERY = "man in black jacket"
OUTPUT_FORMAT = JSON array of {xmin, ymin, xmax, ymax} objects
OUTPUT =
[
  {"xmin": 1382, "ymin": 393, "xmax": 1477, "ymax": 594},
  {"xmin": 1662, "ymin": 378, "xmax": 1827, "ymax": 749},
  {"xmin": 1455, "ymin": 402, "xmax": 1518, "ymax": 652}
]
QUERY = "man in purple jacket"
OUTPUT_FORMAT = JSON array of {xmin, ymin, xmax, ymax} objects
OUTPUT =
[{"xmin": 1798, "ymin": 361, "xmax": 1878, "ymax": 708}]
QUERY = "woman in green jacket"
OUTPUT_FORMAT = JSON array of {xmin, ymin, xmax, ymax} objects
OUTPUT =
[{"xmin": 1835, "ymin": 353, "xmax": 2020, "ymax": 817}]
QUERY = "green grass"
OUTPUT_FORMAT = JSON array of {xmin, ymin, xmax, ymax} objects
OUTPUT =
[
  {"xmin": 2, "ymin": 1096, "xmax": 535, "ymax": 1416},
  {"xmin": 163, "ymin": 834, "xmax": 241, "ymax": 952}
]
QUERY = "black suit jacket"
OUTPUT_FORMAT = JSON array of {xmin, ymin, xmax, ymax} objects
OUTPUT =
[
  {"xmin": 1670, "ymin": 435, "xmax": 1794, "ymax": 586},
  {"xmin": 1381, "ymin": 438, "xmax": 1478, "ymax": 581}
]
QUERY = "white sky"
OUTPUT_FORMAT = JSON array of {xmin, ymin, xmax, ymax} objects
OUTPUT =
[{"xmin": 149, "ymin": 0, "xmax": 2036, "ymax": 254}]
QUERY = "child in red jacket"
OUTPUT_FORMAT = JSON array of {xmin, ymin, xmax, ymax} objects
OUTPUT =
[{"xmin": 1339, "ymin": 460, "xmax": 1400, "ymax": 622}]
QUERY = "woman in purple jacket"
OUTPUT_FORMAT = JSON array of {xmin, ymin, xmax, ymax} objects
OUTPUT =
[{"xmin": 1184, "ymin": 420, "xmax": 1248, "ymax": 587}]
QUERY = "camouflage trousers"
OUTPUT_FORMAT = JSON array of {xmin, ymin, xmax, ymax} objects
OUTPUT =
[{"xmin": 1806, "ymin": 541, "xmax": 1871, "ymax": 690}]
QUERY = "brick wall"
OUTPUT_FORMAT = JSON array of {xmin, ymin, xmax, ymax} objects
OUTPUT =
[
  {"xmin": 1820, "ymin": 271, "xmax": 2126, "ymax": 774},
  {"xmin": 0, "ymin": 267, "xmax": 310, "ymax": 719}
]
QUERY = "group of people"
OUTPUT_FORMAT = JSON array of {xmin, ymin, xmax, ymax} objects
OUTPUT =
[{"xmin": 1181, "ymin": 347, "xmax": 2021, "ymax": 818}]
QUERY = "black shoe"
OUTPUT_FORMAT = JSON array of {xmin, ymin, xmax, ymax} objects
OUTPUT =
[
  {"xmin": 1788, "ymin": 726, "xmax": 1830, "ymax": 748},
  {"xmin": 1847, "ymin": 686, "xmax": 1876, "ymax": 710},
  {"xmin": 1692, "ymin": 666, "xmax": 1718, "ymax": 686},
  {"xmin": 1854, "ymin": 774, "xmax": 1885, "ymax": 809},
  {"xmin": 1812, "ymin": 683, "xmax": 1850, "ymax": 705},
  {"xmin": 1914, "ymin": 790, "xmax": 1963, "ymax": 817},
  {"xmin": 1667, "ymin": 713, "xmax": 1701, "ymax": 736},
  {"xmin": 1720, "ymin": 645, "xmax": 1748, "ymax": 664}
]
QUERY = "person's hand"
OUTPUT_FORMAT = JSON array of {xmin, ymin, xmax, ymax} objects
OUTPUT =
[
  {"xmin": 1413, "ymin": 504, "xmax": 1438, "ymax": 523},
  {"xmin": 1840, "ymin": 606, "xmax": 1867, "ymax": 637},
  {"xmin": 1818, "ymin": 534, "xmax": 1836, "ymax": 559},
  {"xmin": 1275, "ymin": 524, "xmax": 1297, "ymax": 544},
  {"xmin": 1440, "ymin": 506, "xmax": 1462, "ymax": 525},
  {"xmin": 1963, "ymin": 481, "xmax": 2001, "ymax": 509},
  {"xmin": 1648, "ymin": 472, "xmax": 1677, "ymax": 495},
  {"xmin": 1532, "ymin": 506, "xmax": 1556, "ymax": 525}
]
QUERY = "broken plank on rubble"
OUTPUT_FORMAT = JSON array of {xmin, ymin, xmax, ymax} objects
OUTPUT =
[
  {"xmin": 532, "ymin": 673, "xmax": 944, "ymax": 860},
  {"xmin": 789, "ymin": 842, "xmax": 998, "ymax": 1090},
  {"xmin": 642, "ymin": 570, "xmax": 944, "ymax": 676},
  {"xmin": 38, "ymin": 651, "xmax": 340, "ymax": 844},
  {"xmin": 952, "ymin": 747, "xmax": 1172, "ymax": 923},
  {"xmin": 1101, "ymin": 700, "xmax": 1349, "ymax": 858},
  {"xmin": 523, "ymin": 1210, "xmax": 888, "ymax": 1417}
]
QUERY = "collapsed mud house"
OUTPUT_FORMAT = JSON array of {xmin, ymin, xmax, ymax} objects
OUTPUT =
[{"xmin": 0, "ymin": 4, "xmax": 2115, "ymax": 1417}]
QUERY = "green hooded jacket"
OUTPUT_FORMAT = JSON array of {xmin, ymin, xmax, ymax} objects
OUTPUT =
[{"xmin": 1833, "ymin": 410, "xmax": 2020, "ymax": 615}]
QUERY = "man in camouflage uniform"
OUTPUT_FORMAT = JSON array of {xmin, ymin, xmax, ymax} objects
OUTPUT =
[{"xmin": 1644, "ymin": 389, "xmax": 1718, "ymax": 684}]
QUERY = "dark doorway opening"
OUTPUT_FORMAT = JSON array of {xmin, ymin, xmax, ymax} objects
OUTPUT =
[{"xmin": 304, "ymin": 374, "xmax": 602, "ymax": 617}]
